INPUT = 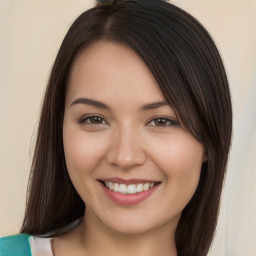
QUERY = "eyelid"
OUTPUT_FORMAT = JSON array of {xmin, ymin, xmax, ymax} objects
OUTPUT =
[
  {"xmin": 77, "ymin": 114, "xmax": 179, "ymax": 128},
  {"xmin": 146, "ymin": 116, "xmax": 179, "ymax": 127},
  {"xmin": 78, "ymin": 114, "xmax": 109, "ymax": 125}
]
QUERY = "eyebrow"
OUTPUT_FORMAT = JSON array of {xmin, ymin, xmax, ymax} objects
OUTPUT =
[
  {"xmin": 140, "ymin": 101, "xmax": 169, "ymax": 111},
  {"xmin": 70, "ymin": 97, "xmax": 169, "ymax": 111},
  {"xmin": 70, "ymin": 98, "xmax": 110, "ymax": 110}
]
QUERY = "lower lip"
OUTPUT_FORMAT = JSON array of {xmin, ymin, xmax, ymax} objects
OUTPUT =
[{"xmin": 99, "ymin": 182, "xmax": 160, "ymax": 205}]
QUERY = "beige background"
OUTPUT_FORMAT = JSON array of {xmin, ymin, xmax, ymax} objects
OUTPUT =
[{"xmin": 0, "ymin": 0, "xmax": 256, "ymax": 255}]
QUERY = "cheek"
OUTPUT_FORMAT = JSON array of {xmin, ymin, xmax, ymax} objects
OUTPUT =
[
  {"xmin": 63, "ymin": 123, "xmax": 112, "ymax": 206},
  {"xmin": 149, "ymin": 132, "xmax": 204, "ymax": 169},
  {"xmin": 63, "ymin": 125, "xmax": 108, "ymax": 179},
  {"xmin": 148, "ymin": 133, "xmax": 204, "ymax": 206}
]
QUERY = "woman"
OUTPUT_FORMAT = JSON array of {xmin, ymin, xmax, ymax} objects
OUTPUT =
[{"xmin": 0, "ymin": 0, "xmax": 232, "ymax": 255}]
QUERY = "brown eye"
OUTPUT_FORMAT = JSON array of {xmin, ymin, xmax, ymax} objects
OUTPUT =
[
  {"xmin": 88, "ymin": 116, "xmax": 105, "ymax": 124},
  {"xmin": 154, "ymin": 118, "xmax": 170, "ymax": 126},
  {"xmin": 79, "ymin": 115, "xmax": 108, "ymax": 125},
  {"xmin": 147, "ymin": 117, "xmax": 179, "ymax": 127}
]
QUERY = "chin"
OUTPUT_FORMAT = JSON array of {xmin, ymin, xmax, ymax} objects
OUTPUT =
[{"xmin": 96, "ymin": 209, "xmax": 181, "ymax": 236}]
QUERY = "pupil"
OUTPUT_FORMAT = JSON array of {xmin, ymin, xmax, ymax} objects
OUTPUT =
[
  {"xmin": 92, "ymin": 117, "xmax": 102, "ymax": 123},
  {"xmin": 156, "ymin": 118, "xmax": 166, "ymax": 125}
]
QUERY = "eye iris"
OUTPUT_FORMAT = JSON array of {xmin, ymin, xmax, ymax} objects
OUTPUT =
[
  {"xmin": 90, "ymin": 116, "xmax": 103, "ymax": 124},
  {"xmin": 155, "ymin": 118, "xmax": 168, "ymax": 126}
]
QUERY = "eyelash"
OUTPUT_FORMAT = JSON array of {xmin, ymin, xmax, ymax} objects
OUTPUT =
[
  {"xmin": 78, "ymin": 115, "xmax": 179, "ymax": 128},
  {"xmin": 147, "ymin": 117, "xmax": 179, "ymax": 127},
  {"xmin": 78, "ymin": 115, "xmax": 108, "ymax": 126}
]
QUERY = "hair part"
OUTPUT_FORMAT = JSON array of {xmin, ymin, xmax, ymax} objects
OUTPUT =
[{"xmin": 21, "ymin": 1, "xmax": 232, "ymax": 255}]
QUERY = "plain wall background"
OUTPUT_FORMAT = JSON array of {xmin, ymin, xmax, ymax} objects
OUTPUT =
[{"xmin": 0, "ymin": 1, "xmax": 256, "ymax": 255}]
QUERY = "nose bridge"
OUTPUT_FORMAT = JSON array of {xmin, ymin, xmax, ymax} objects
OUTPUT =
[{"xmin": 106, "ymin": 122, "xmax": 146, "ymax": 169}]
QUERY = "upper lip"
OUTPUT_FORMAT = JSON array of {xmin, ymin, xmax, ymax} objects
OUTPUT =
[{"xmin": 98, "ymin": 177, "xmax": 161, "ymax": 185}]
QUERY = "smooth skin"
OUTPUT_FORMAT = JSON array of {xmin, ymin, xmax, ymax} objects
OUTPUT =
[{"xmin": 53, "ymin": 41, "xmax": 206, "ymax": 256}]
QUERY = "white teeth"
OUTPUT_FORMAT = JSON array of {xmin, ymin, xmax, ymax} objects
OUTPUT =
[
  {"xmin": 104, "ymin": 181, "xmax": 157, "ymax": 194},
  {"xmin": 143, "ymin": 183, "xmax": 150, "ymax": 191},
  {"xmin": 109, "ymin": 182, "xmax": 114, "ymax": 190},
  {"xmin": 136, "ymin": 183, "xmax": 144, "ymax": 193},
  {"xmin": 119, "ymin": 184, "xmax": 127, "ymax": 194},
  {"xmin": 127, "ymin": 184, "xmax": 137, "ymax": 194},
  {"xmin": 114, "ymin": 183, "xmax": 119, "ymax": 192}
]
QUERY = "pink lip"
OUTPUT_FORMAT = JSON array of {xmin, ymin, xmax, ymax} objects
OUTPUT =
[
  {"xmin": 98, "ymin": 181, "xmax": 160, "ymax": 205},
  {"xmin": 101, "ymin": 177, "xmax": 160, "ymax": 185}
]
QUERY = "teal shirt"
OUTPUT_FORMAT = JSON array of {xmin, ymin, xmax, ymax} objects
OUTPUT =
[{"xmin": 0, "ymin": 234, "xmax": 32, "ymax": 256}]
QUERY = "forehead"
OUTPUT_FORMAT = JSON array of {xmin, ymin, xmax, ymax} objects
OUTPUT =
[{"xmin": 66, "ymin": 40, "xmax": 166, "ymax": 106}]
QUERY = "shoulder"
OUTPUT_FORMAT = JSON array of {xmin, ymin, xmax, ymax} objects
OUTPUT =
[{"xmin": 0, "ymin": 234, "xmax": 32, "ymax": 256}]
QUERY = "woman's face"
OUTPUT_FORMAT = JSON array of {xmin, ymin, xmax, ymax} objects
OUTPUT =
[{"xmin": 63, "ymin": 41, "xmax": 205, "ymax": 234}]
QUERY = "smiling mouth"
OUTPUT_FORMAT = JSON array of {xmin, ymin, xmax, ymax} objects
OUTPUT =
[{"xmin": 98, "ymin": 180, "xmax": 161, "ymax": 195}]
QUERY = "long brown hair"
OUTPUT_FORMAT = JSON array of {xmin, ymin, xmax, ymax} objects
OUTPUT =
[{"xmin": 21, "ymin": 1, "xmax": 232, "ymax": 255}]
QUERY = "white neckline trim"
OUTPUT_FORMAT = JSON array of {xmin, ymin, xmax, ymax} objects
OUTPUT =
[{"xmin": 28, "ymin": 236, "xmax": 54, "ymax": 256}]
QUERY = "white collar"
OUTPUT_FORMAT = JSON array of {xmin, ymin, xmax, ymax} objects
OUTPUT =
[{"xmin": 29, "ymin": 236, "xmax": 54, "ymax": 256}]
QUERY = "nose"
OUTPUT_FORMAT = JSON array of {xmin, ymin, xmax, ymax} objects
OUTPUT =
[{"xmin": 105, "ymin": 125, "xmax": 146, "ymax": 170}]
